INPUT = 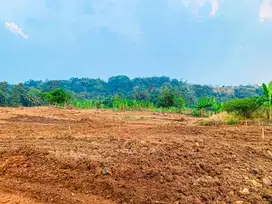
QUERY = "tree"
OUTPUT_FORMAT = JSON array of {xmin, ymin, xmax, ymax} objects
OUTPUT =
[
  {"xmin": 108, "ymin": 75, "xmax": 133, "ymax": 97},
  {"xmin": 0, "ymin": 90, "xmax": 8, "ymax": 106},
  {"xmin": 133, "ymin": 88, "xmax": 149, "ymax": 101},
  {"xmin": 211, "ymin": 100, "xmax": 222, "ymax": 114},
  {"xmin": 223, "ymin": 98, "xmax": 260, "ymax": 118},
  {"xmin": 10, "ymin": 83, "xmax": 27, "ymax": 107},
  {"xmin": 25, "ymin": 88, "xmax": 45, "ymax": 107},
  {"xmin": 157, "ymin": 87, "xmax": 174, "ymax": 108},
  {"xmin": 0, "ymin": 82, "xmax": 9, "ymax": 106},
  {"xmin": 234, "ymin": 85, "xmax": 259, "ymax": 98},
  {"xmin": 45, "ymin": 89, "xmax": 71, "ymax": 105},
  {"xmin": 257, "ymin": 82, "xmax": 272, "ymax": 120},
  {"xmin": 174, "ymin": 97, "xmax": 185, "ymax": 113},
  {"xmin": 196, "ymin": 98, "xmax": 213, "ymax": 116}
]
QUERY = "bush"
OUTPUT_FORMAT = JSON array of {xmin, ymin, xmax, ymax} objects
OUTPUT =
[
  {"xmin": 45, "ymin": 89, "xmax": 72, "ymax": 106},
  {"xmin": 223, "ymin": 98, "xmax": 260, "ymax": 118},
  {"xmin": 192, "ymin": 109, "xmax": 201, "ymax": 117}
]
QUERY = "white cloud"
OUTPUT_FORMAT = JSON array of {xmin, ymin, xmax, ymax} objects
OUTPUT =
[
  {"xmin": 209, "ymin": 0, "xmax": 219, "ymax": 16},
  {"xmin": 169, "ymin": 0, "xmax": 220, "ymax": 16},
  {"xmin": 0, "ymin": 0, "xmax": 141, "ymax": 41},
  {"xmin": 4, "ymin": 21, "xmax": 28, "ymax": 39},
  {"xmin": 260, "ymin": 0, "xmax": 272, "ymax": 23}
]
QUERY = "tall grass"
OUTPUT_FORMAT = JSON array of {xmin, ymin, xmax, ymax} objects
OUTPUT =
[{"xmin": 71, "ymin": 99, "xmax": 189, "ymax": 113}]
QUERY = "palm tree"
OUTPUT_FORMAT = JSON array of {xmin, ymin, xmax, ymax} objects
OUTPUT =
[{"xmin": 257, "ymin": 82, "xmax": 272, "ymax": 120}]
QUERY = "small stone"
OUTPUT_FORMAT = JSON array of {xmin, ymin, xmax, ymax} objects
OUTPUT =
[
  {"xmin": 195, "ymin": 142, "xmax": 200, "ymax": 146},
  {"xmin": 101, "ymin": 169, "xmax": 111, "ymax": 175},
  {"xmin": 250, "ymin": 168, "xmax": 258, "ymax": 175},
  {"xmin": 263, "ymin": 178, "xmax": 272, "ymax": 186},
  {"xmin": 268, "ymin": 150, "xmax": 272, "ymax": 157},
  {"xmin": 239, "ymin": 188, "xmax": 249, "ymax": 195},
  {"xmin": 235, "ymin": 201, "xmax": 244, "ymax": 204},
  {"xmin": 252, "ymin": 180, "xmax": 262, "ymax": 188}
]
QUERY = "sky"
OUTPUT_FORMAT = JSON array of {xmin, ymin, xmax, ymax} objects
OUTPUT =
[{"xmin": 0, "ymin": 0, "xmax": 272, "ymax": 85}]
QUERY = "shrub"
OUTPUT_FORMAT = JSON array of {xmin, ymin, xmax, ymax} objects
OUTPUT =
[
  {"xmin": 192, "ymin": 109, "xmax": 201, "ymax": 117},
  {"xmin": 223, "ymin": 98, "xmax": 260, "ymax": 118},
  {"xmin": 45, "ymin": 89, "xmax": 72, "ymax": 106}
]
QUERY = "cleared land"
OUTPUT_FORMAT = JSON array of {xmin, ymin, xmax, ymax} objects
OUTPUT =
[{"xmin": 0, "ymin": 107, "xmax": 270, "ymax": 204}]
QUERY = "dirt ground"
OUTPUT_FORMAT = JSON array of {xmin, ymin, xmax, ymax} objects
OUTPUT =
[{"xmin": 0, "ymin": 107, "xmax": 270, "ymax": 204}]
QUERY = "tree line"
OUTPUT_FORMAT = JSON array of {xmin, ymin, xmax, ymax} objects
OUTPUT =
[
  {"xmin": 0, "ymin": 75, "xmax": 262, "ymax": 107},
  {"xmin": 0, "ymin": 77, "xmax": 271, "ymax": 121}
]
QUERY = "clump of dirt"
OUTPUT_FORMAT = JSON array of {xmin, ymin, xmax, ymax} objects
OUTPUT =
[{"xmin": 0, "ymin": 146, "xmax": 112, "ymax": 203}]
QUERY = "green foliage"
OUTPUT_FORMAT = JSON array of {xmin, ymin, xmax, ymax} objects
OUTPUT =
[
  {"xmin": 0, "ymin": 82, "xmax": 9, "ymax": 106},
  {"xmin": 11, "ymin": 83, "xmax": 27, "ymax": 107},
  {"xmin": 0, "ymin": 76, "xmax": 264, "ymax": 108},
  {"xmin": 196, "ymin": 98, "xmax": 213, "ymax": 111},
  {"xmin": 192, "ymin": 109, "xmax": 201, "ymax": 117},
  {"xmin": 225, "ymin": 117, "xmax": 239, "ymax": 125},
  {"xmin": 22, "ymin": 76, "xmax": 263, "ymax": 105},
  {"xmin": 257, "ymin": 82, "xmax": 272, "ymax": 119},
  {"xmin": 72, "ymin": 98, "xmax": 154, "ymax": 112},
  {"xmin": 194, "ymin": 97, "xmax": 223, "ymax": 117},
  {"xmin": 108, "ymin": 75, "xmax": 133, "ymax": 96},
  {"xmin": 174, "ymin": 97, "xmax": 185, "ymax": 113},
  {"xmin": 211, "ymin": 99, "xmax": 223, "ymax": 114},
  {"xmin": 45, "ymin": 89, "xmax": 72, "ymax": 105},
  {"xmin": 25, "ymin": 88, "xmax": 44, "ymax": 107},
  {"xmin": 0, "ymin": 90, "xmax": 8, "ymax": 106},
  {"xmin": 223, "ymin": 98, "xmax": 260, "ymax": 118},
  {"xmin": 157, "ymin": 87, "xmax": 174, "ymax": 108},
  {"xmin": 0, "ymin": 76, "xmax": 267, "ymax": 121}
]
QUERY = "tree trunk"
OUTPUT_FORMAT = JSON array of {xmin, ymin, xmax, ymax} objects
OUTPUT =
[{"xmin": 267, "ymin": 108, "xmax": 270, "ymax": 120}]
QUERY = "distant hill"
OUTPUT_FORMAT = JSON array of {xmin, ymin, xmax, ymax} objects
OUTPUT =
[
  {"xmin": 21, "ymin": 76, "xmax": 262, "ymax": 105},
  {"xmin": 0, "ymin": 75, "xmax": 263, "ymax": 107}
]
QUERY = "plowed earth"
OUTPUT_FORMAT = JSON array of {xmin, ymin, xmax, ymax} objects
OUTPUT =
[{"xmin": 0, "ymin": 107, "xmax": 271, "ymax": 204}]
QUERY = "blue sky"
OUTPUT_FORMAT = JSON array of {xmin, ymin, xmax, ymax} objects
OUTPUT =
[{"xmin": 0, "ymin": 0, "xmax": 272, "ymax": 85}]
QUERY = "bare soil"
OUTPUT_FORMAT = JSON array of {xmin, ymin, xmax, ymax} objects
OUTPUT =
[{"xmin": 0, "ymin": 107, "xmax": 271, "ymax": 204}]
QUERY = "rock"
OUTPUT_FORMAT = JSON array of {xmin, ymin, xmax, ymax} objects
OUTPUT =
[
  {"xmin": 250, "ymin": 168, "xmax": 258, "ymax": 175},
  {"xmin": 239, "ymin": 188, "xmax": 249, "ymax": 195},
  {"xmin": 195, "ymin": 142, "xmax": 200, "ymax": 147},
  {"xmin": 101, "ymin": 168, "xmax": 111, "ymax": 175},
  {"xmin": 252, "ymin": 180, "xmax": 262, "ymax": 188},
  {"xmin": 235, "ymin": 201, "xmax": 244, "ymax": 204},
  {"xmin": 268, "ymin": 150, "xmax": 272, "ymax": 157},
  {"xmin": 263, "ymin": 178, "xmax": 272, "ymax": 186}
]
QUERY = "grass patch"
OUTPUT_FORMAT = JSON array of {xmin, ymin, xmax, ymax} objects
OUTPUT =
[{"xmin": 199, "ymin": 112, "xmax": 241, "ymax": 126}]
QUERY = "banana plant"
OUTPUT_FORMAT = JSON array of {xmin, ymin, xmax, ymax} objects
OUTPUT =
[{"xmin": 257, "ymin": 82, "xmax": 272, "ymax": 120}]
